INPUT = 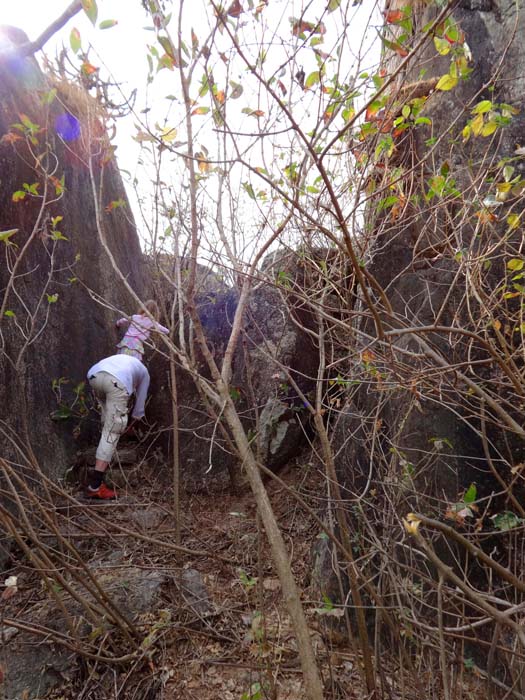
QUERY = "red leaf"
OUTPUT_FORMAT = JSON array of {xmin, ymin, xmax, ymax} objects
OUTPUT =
[
  {"xmin": 227, "ymin": 0, "xmax": 243, "ymax": 17},
  {"xmin": 81, "ymin": 61, "xmax": 98, "ymax": 75},
  {"xmin": 393, "ymin": 43, "xmax": 408, "ymax": 57},
  {"xmin": 1, "ymin": 132, "xmax": 22, "ymax": 145},
  {"xmin": 379, "ymin": 116, "xmax": 394, "ymax": 133},
  {"xmin": 366, "ymin": 104, "xmax": 380, "ymax": 121},
  {"xmin": 292, "ymin": 19, "xmax": 325, "ymax": 36},
  {"xmin": 444, "ymin": 29, "xmax": 464, "ymax": 44},
  {"xmin": 384, "ymin": 9, "xmax": 403, "ymax": 23},
  {"xmin": 1, "ymin": 586, "xmax": 17, "ymax": 601}
]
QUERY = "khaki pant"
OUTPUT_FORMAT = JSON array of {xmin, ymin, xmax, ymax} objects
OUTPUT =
[{"xmin": 88, "ymin": 371, "xmax": 130, "ymax": 462}]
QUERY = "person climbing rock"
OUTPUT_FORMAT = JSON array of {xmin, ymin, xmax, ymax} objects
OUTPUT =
[
  {"xmin": 86, "ymin": 354, "xmax": 150, "ymax": 500},
  {"xmin": 116, "ymin": 299, "xmax": 169, "ymax": 360}
]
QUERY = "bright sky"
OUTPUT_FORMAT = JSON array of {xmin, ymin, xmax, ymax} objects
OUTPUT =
[
  {"xmin": 0, "ymin": 1, "xmax": 154, "ymax": 232},
  {"xmin": 0, "ymin": 1, "xmax": 382, "ymax": 256}
]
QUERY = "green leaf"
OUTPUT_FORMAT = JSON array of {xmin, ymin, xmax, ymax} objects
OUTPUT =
[
  {"xmin": 229, "ymin": 81, "xmax": 243, "ymax": 99},
  {"xmin": 463, "ymin": 483, "xmax": 477, "ymax": 504},
  {"xmin": 507, "ymin": 258, "xmax": 524, "ymax": 271},
  {"xmin": 99, "ymin": 19, "xmax": 118, "ymax": 29},
  {"xmin": 471, "ymin": 100, "xmax": 493, "ymax": 115},
  {"xmin": 20, "ymin": 114, "xmax": 39, "ymax": 132},
  {"xmin": 242, "ymin": 182, "xmax": 255, "ymax": 199},
  {"xmin": 4, "ymin": 310, "xmax": 15, "ymax": 318},
  {"xmin": 229, "ymin": 387, "xmax": 241, "ymax": 401},
  {"xmin": 238, "ymin": 569, "xmax": 257, "ymax": 588},
  {"xmin": 305, "ymin": 71, "xmax": 320, "ymax": 89},
  {"xmin": 241, "ymin": 682, "xmax": 263, "ymax": 700},
  {"xmin": 23, "ymin": 182, "xmax": 39, "ymax": 195},
  {"xmin": 50, "ymin": 405, "xmax": 73, "ymax": 421},
  {"xmin": 506, "ymin": 214, "xmax": 521, "ymax": 231},
  {"xmin": 491, "ymin": 511, "xmax": 522, "ymax": 531},
  {"xmin": 81, "ymin": 0, "xmax": 98, "ymax": 25},
  {"xmin": 41, "ymin": 88, "xmax": 58, "ymax": 105},
  {"xmin": 191, "ymin": 106, "xmax": 210, "ymax": 115},
  {"xmin": 0, "ymin": 229, "xmax": 18, "ymax": 243},
  {"xmin": 51, "ymin": 230, "xmax": 69, "ymax": 241},
  {"xmin": 46, "ymin": 293, "xmax": 59, "ymax": 304},
  {"xmin": 444, "ymin": 18, "xmax": 460, "ymax": 43},
  {"xmin": 158, "ymin": 35, "xmax": 175, "ymax": 58},
  {"xmin": 70, "ymin": 28, "xmax": 81, "ymax": 53}
]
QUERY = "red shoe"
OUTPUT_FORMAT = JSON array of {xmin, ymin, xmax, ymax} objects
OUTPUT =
[{"xmin": 85, "ymin": 483, "xmax": 117, "ymax": 500}]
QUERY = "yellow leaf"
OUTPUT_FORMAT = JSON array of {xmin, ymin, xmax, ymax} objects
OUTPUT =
[
  {"xmin": 471, "ymin": 113, "xmax": 484, "ymax": 136},
  {"xmin": 492, "ymin": 319, "xmax": 501, "ymax": 331},
  {"xmin": 433, "ymin": 36, "xmax": 450, "ymax": 56},
  {"xmin": 160, "ymin": 126, "xmax": 177, "ymax": 143},
  {"xmin": 403, "ymin": 512, "xmax": 421, "ymax": 535},
  {"xmin": 481, "ymin": 120, "xmax": 497, "ymax": 137},
  {"xmin": 435, "ymin": 73, "xmax": 458, "ymax": 91}
]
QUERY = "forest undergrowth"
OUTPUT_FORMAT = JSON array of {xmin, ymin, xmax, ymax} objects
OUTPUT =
[{"xmin": 1, "ymin": 440, "xmax": 489, "ymax": 700}]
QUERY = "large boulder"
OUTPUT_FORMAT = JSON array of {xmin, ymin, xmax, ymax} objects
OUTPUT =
[
  {"xmin": 0, "ymin": 27, "xmax": 147, "ymax": 487},
  {"xmin": 146, "ymin": 253, "xmax": 321, "ymax": 486}
]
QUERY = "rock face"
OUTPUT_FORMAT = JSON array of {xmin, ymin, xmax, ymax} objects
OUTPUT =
[
  {"xmin": 147, "ymin": 256, "xmax": 320, "ymax": 486},
  {"xmin": 334, "ymin": 1, "xmax": 525, "ymax": 506},
  {"xmin": 0, "ymin": 27, "xmax": 147, "ymax": 486},
  {"xmin": 1, "ymin": 552, "xmax": 170, "ymax": 700},
  {"xmin": 324, "ymin": 1, "xmax": 525, "ymax": 654}
]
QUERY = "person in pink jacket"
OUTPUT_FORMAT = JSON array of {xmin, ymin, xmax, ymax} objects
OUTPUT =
[{"xmin": 116, "ymin": 299, "xmax": 169, "ymax": 360}]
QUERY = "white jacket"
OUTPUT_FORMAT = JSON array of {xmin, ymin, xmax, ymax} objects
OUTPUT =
[{"xmin": 87, "ymin": 354, "xmax": 150, "ymax": 418}]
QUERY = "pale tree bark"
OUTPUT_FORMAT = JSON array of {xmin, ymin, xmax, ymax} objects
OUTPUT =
[{"xmin": 0, "ymin": 1, "xmax": 82, "ymax": 58}]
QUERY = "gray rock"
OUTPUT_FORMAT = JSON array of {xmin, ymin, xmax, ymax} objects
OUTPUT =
[
  {"xmin": 258, "ymin": 397, "xmax": 303, "ymax": 468},
  {"xmin": 1, "ymin": 634, "xmax": 74, "ymax": 700},
  {"xmin": 179, "ymin": 567, "xmax": 214, "ymax": 618},
  {"xmin": 130, "ymin": 506, "xmax": 167, "ymax": 531},
  {"xmin": 1, "ymin": 557, "xmax": 168, "ymax": 699},
  {"xmin": 0, "ymin": 30, "xmax": 148, "ymax": 486}
]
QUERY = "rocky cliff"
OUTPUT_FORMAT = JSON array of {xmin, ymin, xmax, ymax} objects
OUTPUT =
[{"xmin": 0, "ymin": 26, "xmax": 147, "ymax": 481}]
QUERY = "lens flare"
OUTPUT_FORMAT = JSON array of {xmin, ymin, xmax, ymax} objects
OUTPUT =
[{"xmin": 54, "ymin": 113, "xmax": 81, "ymax": 142}]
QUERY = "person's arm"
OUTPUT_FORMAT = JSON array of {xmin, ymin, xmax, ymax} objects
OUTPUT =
[
  {"xmin": 131, "ymin": 368, "xmax": 150, "ymax": 419},
  {"xmin": 154, "ymin": 321, "xmax": 170, "ymax": 335},
  {"xmin": 116, "ymin": 317, "xmax": 129, "ymax": 328}
]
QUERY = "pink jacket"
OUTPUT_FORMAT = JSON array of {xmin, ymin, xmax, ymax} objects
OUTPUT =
[{"xmin": 116, "ymin": 314, "xmax": 169, "ymax": 342}]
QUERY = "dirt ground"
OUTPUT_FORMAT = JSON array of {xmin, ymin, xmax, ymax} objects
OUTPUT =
[{"xmin": 1, "ymin": 452, "xmax": 488, "ymax": 699}]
